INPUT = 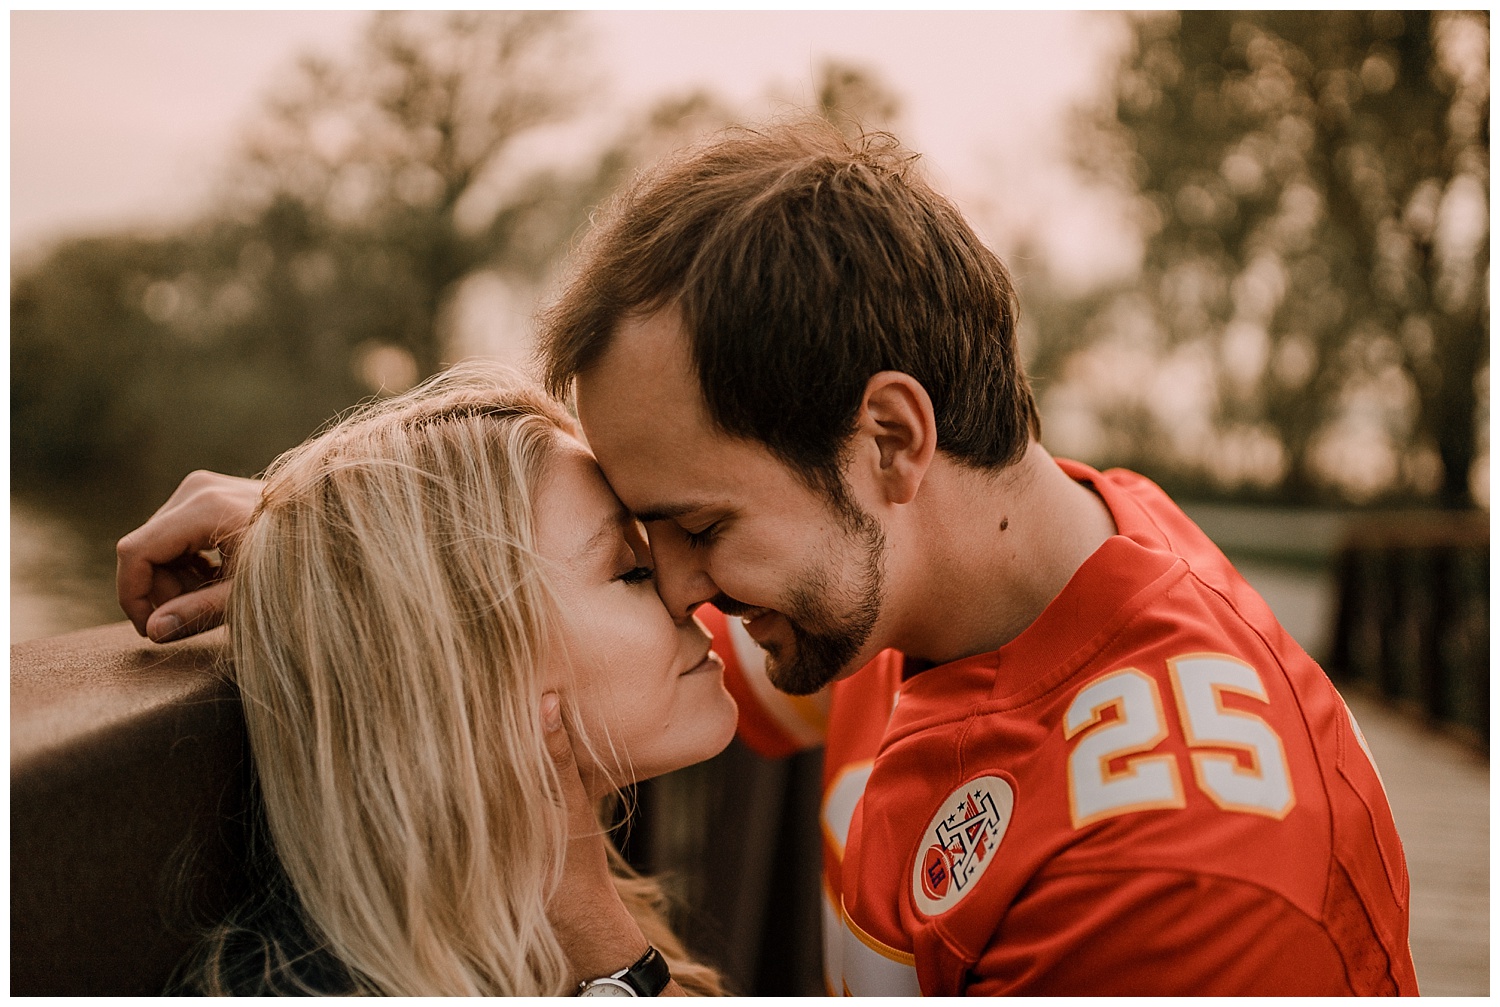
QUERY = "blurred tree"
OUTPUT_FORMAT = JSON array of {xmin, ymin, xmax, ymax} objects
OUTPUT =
[
  {"xmin": 1056, "ymin": 11, "xmax": 1488, "ymax": 506},
  {"xmin": 814, "ymin": 59, "xmax": 902, "ymax": 137},
  {"xmin": 14, "ymin": 12, "xmax": 643, "ymax": 521},
  {"xmin": 221, "ymin": 10, "xmax": 587, "ymax": 379},
  {"xmin": 11, "ymin": 13, "xmax": 915, "ymax": 535},
  {"xmin": 11, "ymin": 222, "xmax": 389, "ymax": 516},
  {"xmin": 12, "ymin": 235, "xmax": 188, "ymax": 488}
]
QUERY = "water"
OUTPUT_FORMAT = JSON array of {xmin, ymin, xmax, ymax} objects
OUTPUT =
[{"xmin": 10, "ymin": 498, "xmax": 124, "ymax": 644}]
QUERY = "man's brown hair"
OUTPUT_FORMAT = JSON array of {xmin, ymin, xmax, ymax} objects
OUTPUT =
[{"xmin": 539, "ymin": 119, "xmax": 1040, "ymax": 498}]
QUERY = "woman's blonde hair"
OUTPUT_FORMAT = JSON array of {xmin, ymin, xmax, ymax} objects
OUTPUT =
[{"xmin": 187, "ymin": 363, "xmax": 722, "ymax": 995}]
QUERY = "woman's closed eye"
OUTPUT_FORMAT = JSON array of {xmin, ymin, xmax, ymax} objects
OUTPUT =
[{"xmin": 617, "ymin": 565, "xmax": 655, "ymax": 586}]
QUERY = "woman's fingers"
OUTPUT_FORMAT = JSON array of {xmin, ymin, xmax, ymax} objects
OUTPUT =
[
  {"xmin": 542, "ymin": 691, "xmax": 565, "ymax": 736},
  {"xmin": 145, "ymin": 579, "xmax": 234, "ymax": 643},
  {"xmin": 115, "ymin": 470, "xmax": 263, "ymax": 640},
  {"xmin": 541, "ymin": 692, "xmax": 599, "ymax": 838}
]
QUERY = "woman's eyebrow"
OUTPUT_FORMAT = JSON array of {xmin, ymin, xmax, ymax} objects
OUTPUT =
[{"xmin": 575, "ymin": 504, "xmax": 634, "ymax": 564}]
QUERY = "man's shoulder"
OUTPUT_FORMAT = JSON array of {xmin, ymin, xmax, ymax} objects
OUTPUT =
[{"xmin": 848, "ymin": 612, "xmax": 1352, "ymax": 899}]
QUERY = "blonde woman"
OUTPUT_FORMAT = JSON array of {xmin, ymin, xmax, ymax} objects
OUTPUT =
[{"xmin": 178, "ymin": 364, "xmax": 735, "ymax": 995}]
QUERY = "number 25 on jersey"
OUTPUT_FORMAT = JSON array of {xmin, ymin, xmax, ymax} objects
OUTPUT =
[{"xmin": 1063, "ymin": 655, "xmax": 1295, "ymax": 829}]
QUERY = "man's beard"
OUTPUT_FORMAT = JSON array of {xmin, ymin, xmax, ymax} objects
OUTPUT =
[{"xmin": 717, "ymin": 510, "xmax": 886, "ymax": 697}]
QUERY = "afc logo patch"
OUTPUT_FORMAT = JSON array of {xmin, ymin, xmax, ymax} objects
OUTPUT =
[{"xmin": 911, "ymin": 775, "xmax": 1015, "ymax": 916}]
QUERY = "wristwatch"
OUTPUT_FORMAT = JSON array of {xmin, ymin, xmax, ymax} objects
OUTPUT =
[{"xmin": 577, "ymin": 945, "xmax": 671, "ymax": 996}]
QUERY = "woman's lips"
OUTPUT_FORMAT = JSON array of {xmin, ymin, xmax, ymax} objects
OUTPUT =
[{"xmin": 682, "ymin": 649, "xmax": 725, "ymax": 677}]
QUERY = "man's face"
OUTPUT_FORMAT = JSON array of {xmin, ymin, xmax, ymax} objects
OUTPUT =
[{"xmin": 574, "ymin": 306, "xmax": 888, "ymax": 695}]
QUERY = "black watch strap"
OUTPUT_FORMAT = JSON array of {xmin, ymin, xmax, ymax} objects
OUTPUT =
[
  {"xmin": 578, "ymin": 945, "xmax": 671, "ymax": 996},
  {"xmin": 619, "ymin": 946, "xmax": 670, "ymax": 996}
]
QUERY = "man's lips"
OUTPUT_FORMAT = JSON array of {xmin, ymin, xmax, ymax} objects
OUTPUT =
[{"xmin": 739, "ymin": 608, "xmax": 778, "ymax": 643}]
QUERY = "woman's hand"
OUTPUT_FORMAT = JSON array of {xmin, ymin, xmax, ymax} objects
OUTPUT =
[
  {"xmin": 115, "ymin": 470, "xmax": 263, "ymax": 642},
  {"xmin": 541, "ymin": 694, "xmax": 685, "ymax": 995},
  {"xmin": 541, "ymin": 693, "xmax": 647, "ymax": 970}
]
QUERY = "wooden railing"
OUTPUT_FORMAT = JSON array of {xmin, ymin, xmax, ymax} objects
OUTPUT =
[{"xmin": 1325, "ymin": 512, "xmax": 1489, "ymax": 747}]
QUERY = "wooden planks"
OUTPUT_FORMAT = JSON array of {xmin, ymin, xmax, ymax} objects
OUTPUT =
[{"xmin": 1342, "ymin": 687, "xmax": 1490, "ymax": 996}]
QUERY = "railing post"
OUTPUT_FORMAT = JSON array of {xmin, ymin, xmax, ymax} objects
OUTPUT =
[{"xmin": 1326, "ymin": 512, "xmax": 1489, "ymax": 748}]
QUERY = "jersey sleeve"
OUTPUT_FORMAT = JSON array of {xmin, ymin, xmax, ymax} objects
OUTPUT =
[
  {"xmin": 698, "ymin": 604, "xmax": 828, "ymax": 759},
  {"xmin": 962, "ymin": 868, "xmax": 1399, "ymax": 996}
]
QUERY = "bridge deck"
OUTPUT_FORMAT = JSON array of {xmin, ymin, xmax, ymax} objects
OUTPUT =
[{"xmin": 1342, "ymin": 688, "xmax": 1489, "ymax": 996}]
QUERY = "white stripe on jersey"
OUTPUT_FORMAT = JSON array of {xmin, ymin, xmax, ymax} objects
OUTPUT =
[
  {"xmin": 821, "ymin": 760, "xmax": 874, "ymax": 860},
  {"xmin": 821, "ymin": 886, "xmax": 844, "ymax": 996},
  {"xmin": 838, "ymin": 897, "xmax": 921, "ymax": 996}
]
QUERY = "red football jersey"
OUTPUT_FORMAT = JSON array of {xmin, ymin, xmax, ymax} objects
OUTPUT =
[{"xmin": 709, "ymin": 459, "xmax": 1417, "ymax": 996}]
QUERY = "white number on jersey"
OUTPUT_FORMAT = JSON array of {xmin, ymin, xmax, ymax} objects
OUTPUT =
[
  {"xmin": 1063, "ymin": 655, "xmax": 1296, "ymax": 828},
  {"xmin": 1064, "ymin": 669, "xmax": 1186, "ymax": 827},
  {"xmin": 1169, "ymin": 655, "xmax": 1295, "ymax": 818}
]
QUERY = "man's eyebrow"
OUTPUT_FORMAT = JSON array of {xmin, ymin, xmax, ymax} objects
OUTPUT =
[{"xmin": 632, "ymin": 501, "xmax": 714, "ymax": 524}]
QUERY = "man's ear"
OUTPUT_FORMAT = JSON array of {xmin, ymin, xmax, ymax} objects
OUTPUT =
[{"xmin": 853, "ymin": 371, "xmax": 937, "ymax": 506}]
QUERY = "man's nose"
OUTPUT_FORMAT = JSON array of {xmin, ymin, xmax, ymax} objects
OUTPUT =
[{"xmin": 651, "ymin": 533, "xmax": 719, "ymax": 623}]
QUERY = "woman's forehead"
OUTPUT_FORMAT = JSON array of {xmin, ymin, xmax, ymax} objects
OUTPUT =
[{"xmin": 536, "ymin": 437, "xmax": 630, "ymax": 557}]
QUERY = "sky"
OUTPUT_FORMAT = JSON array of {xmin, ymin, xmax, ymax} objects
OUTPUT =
[{"xmin": 11, "ymin": 11, "xmax": 1137, "ymax": 285}]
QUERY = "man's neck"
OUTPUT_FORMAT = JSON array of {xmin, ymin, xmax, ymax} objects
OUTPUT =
[{"xmin": 883, "ymin": 443, "xmax": 1117, "ymax": 666}]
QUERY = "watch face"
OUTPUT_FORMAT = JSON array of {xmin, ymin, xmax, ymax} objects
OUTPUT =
[{"xmin": 578, "ymin": 977, "xmax": 637, "ymax": 997}]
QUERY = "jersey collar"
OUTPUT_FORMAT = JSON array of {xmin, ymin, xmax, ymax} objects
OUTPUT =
[{"xmin": 890, "ymin": 458, "xmax": 1188, "ymax": 727}]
